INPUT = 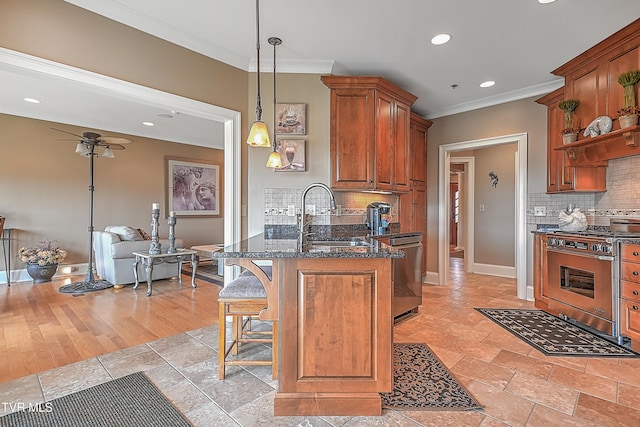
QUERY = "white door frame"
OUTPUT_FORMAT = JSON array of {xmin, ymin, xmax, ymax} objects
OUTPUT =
[
  {"xmin": 438, "ymin": 132, "xmax": 529, "ymax": 300},
  {"xmin": 449, "ymin": 157, "xmax": 475, "ymax": 273},
  {"xmin": 0, "ymin": 48, "xmax": 242, "ymax": 282}
]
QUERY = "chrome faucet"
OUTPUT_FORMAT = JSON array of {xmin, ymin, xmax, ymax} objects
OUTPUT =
[{"xmin": 299, "ymin": 182, "xmax": 337, "ymax": 244}]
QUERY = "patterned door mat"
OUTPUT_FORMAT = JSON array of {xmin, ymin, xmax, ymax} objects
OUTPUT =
[
  {"xmin": 0, "ymin": 371, "xmax": 191, "ymax": 426},
  {"xmin": 476, "ymin": 308, "xmax": 640, "ymax": 357},
  {"xmin": 381, "ymin": 343, "xmax": 483, "ymax": 411}
]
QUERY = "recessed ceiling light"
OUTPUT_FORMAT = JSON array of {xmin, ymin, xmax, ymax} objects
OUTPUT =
[
  {"xmin": 142, "ymin": 121, "xmax": 155, "ymax": 126},
  {"xmin": 538, "ymin": 0, "xmax": 556, "ymax": 3},
  {"xmin": 480, "ymin": 81, "xmax": 496, "ymax": 88},
  {"xmin": 24, "ymin": 97, "xmax": 40, "ymax": 104},
  {"xmin": 431, "ymin": 34, "xmax": 451, "ymax": 45}
]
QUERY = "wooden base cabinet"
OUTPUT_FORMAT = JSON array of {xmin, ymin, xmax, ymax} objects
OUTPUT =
[
  {"xmin": 620, "ymin": 243, "xmax": 640, "ymax": 352},
  {"xmin": 274, "ymin": 258, "xmax": 393, "ymax": 416}
]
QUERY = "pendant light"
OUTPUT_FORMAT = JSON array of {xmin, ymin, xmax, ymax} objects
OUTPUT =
[
  {"xmin": 247, "ymin": 0, "xmax": 271, "ymax": 147},
  {"xmin": 266, "ymin": 36, "xmax": 283, "ymax": 168}
]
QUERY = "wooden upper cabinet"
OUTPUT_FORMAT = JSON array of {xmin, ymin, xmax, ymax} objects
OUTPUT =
[
  {"xmin": 409, "ymin": 113, "xmax": 431, "ymax": 190},
  {"xmin": 536, "ymin": 88, "xmax": 606, "ymax": 193},
  {"xmin": 321, "ymin": 76, "xmax": 417, "ymax": 192},
  {"xmin": 549, "ymin": 18, "xmax": 640, "ymax": 167}
]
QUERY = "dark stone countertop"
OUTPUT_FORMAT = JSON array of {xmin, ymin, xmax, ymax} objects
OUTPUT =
[{"xmin": 212, "ymin": 233, "xmax": 406, "ymax": 259}]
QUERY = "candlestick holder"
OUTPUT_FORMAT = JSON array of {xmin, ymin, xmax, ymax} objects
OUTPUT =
[
  {"xmin": 167, "ymin": 215, "xmax": 176, "ymax": 253},
  {"xmin": 149, "ymin": 208, "xmax": 162, "ymax": 255}
]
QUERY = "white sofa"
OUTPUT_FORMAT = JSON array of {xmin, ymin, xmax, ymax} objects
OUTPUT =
[{"xmin": 93, "ymin": 225, "xmax": 185, "ymax": 287}]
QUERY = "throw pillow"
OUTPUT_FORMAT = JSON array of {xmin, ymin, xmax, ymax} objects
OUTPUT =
[
  {"xmin": 105, "ymin": 225, "xmax": 143, "ymax": 241},
  {"xmin": 137, "ymin": 228, "xmax": 151, "ymax": 240}
]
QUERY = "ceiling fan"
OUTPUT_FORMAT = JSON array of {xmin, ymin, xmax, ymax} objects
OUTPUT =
[
  {"xmin": 52, "ymin": 128, "xmax": 132, "ymax": 156},
  {"xmin": 52, "ymin": 127, "xmax": 133, "ymax": 293}
]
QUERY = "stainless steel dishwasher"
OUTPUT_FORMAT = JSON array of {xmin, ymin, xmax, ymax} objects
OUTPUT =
[{"xmin": 378, "ymin": 233, "xmax": 423, "ymax": 322}]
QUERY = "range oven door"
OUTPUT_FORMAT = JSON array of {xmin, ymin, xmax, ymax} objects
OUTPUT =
[{"xmin": 544, "ymin": 248, "xmax": 614, "ymax": 333}]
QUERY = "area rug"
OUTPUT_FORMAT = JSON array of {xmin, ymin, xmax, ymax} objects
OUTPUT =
[
  {"xmin": 59, "ymin": 278, "xmax": 113, "ymax": 294},
  {"xmin": 0, "ymin": 371, "xmax": 190, "ymax": 426},
  {"xmin": 476, "ymin": 308, "xmax": 640, "ymax": 357},
  {"xmin": 380, "ymin": 343, "xmax": 483, "ymax": 411},
  {"xmin": 182, "ymin": 260, "xmax": 223, "ymax": 287}
]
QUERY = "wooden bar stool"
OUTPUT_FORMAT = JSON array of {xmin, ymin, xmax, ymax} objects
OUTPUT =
[{"xmin": 218, "ymin": 270, "xmax": 277, "ymax": 380}]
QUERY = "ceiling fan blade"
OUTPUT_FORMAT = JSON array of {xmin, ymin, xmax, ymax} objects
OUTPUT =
[
  {"xmin": 99, "ymin": 136, "xmax": 132, "ymax": 145},
  {"xmin": 104, "ymin": 143, "xmax": 126, "ymax": 150},
  {"xmin": 51, "ymin": 127, "xmax": 84, "ymax": 139}
]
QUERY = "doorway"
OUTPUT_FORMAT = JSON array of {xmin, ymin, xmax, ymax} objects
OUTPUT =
[
  {"xmin": 0, "ymin": 49, "xmax": 242, "ymax": 282},
  {"xmin": 438, "ymin": 133, "xmax": 529, "ymax": 300}
]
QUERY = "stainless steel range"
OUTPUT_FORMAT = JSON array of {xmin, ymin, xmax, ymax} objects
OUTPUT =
[{"xmin": 542, "ymin": 231, "xmax": 619, "ymax": 337}]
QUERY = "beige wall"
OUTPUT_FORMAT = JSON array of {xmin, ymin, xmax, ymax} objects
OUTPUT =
[
  {"xmin": 473, "ymin": 143, "xmax": 518, "ymax": 266},
  {"xmin": 0, "ymin": 114, "xmax": 224, "ymax": 265},
  {"xmin": 1, "ymin": 0, "xmax": 553, "ymax": 281},
  {"xmin": 247, "ymin": 73, "xmax": 331, "ymax": 235},
  {"xmin": 428, "ymin": 97, "xmax": 548, "ymax": 273},
  {"xmin": 0, "ymin": 0, "xmax": 250, "ymax": 270}
]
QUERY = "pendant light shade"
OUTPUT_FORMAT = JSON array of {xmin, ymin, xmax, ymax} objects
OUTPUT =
[
  {"xmin": 247, "ymin": 0, "xmax": 271, "ymax": 147},
  {"xmin": 266, "ymin": 147, "xmax": 282, "ymax": 168},
  {"xmin": 266, "ymin": 36, "xmax": 283, "ymax": 168},
  {"xmin": 247, "ymin": 120, "xmax": 270, "ymax": 147}
]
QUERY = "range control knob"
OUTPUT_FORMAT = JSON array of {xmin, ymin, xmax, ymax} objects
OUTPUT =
[
  {"xmin": 604, "ymin": 244, "xmax": 613, "ymax": 254},
  {"xmin": 548, "ymin": 238, "xmax": 556, "ymax": 247},
  {"xmin": 592, "ymin": 243, "xmax": 602, "ymax": 252}
]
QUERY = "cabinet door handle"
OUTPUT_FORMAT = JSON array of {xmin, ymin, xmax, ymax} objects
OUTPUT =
[
  {"xmin": 633, "ymin": 305, "xmax": 639, "ymax": 311},
  {"xmin": 634, "ymin": 271, "xmax": 639, "ymax": 276},
  {"xmin": 634, "ymin": 290, "xmax": 639, "ymax": 296},
  {"xmin": 634, "ymin": 251, "xmax": 639, "ymax": 257}
]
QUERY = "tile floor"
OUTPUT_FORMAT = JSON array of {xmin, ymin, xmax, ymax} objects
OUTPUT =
[{"xmin": 2, "ymin": 259, "xmax": 640, "ymax": 426}]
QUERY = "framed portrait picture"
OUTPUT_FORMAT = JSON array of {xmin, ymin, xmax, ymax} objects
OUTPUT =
[
  {"xmin": 166, "ymin": 157, "xmax": 222, "ymax": 217},
  {"xmin": 276, "ymin": 103, "xmax": 306, "ymax": 135},
  {"xmin": 275, "ymin": 140, "xmax": 306, "ymax": 172}
]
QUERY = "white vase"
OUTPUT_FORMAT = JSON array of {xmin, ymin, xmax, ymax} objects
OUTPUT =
[
  {"xmin": 562, "ymin": 132, "xmax": 578, "ymax": 145},
  {"xmin": 619, "ymin": 114, "xmax": 638, "ymax": 129}
]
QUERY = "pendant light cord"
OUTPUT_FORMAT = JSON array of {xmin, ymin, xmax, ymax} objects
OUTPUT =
[{"xmin": 255, "ymin": 0, "xmax": 262, "ymax": 121}]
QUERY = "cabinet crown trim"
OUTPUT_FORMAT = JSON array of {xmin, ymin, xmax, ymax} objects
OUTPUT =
[{"xmin": 321, "ymin": 75, "xmax": 418, "ymax": 105}]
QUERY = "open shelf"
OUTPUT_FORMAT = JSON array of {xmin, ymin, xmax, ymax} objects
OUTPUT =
[{"xmin": 554, "ymin": 125, "xmax": 640, "ymax": 166}]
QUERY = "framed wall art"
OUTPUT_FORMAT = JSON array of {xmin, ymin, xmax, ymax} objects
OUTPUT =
[
  {"xmin": 276, "ymin": 103, "xmax": 306, "ymax": 135},
  {"xmin": 166, "ymin": 157, "xmax": 222, "ymax": 217},
  {"xmin": 275, "ymin": 140, "xmax": 306, "ymax": 172}
]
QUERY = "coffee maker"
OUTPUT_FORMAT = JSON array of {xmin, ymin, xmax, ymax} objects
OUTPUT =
[{"xmin": 366, "ymin": 202, "xmax": 391, "ymax": 236}]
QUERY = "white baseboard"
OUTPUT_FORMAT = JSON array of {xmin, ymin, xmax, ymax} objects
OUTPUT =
[
  {"xmin": 1, "ymin": 263, "xmax": 87, "ymax": 284},
  {"xmin": 472, "ymin": 263, "xmax": 516, "ymax": 279},
  {"xmin": 424, "ymin": 271, "xmax": 440, "ymax": 285}
]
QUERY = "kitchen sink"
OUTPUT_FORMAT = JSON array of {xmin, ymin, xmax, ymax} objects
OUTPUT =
[{"xmin": 305, "ymin": 239, "xmax": 371, "ymax": 252}]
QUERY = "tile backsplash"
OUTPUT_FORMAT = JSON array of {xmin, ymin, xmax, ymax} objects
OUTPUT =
[
  {"xmin": 264, "ymin": 188, "xmax": 399, "ymax": 227},
  {"xmin": 528, "ymin": 155, "xmax": 640, "ymax": 227}
]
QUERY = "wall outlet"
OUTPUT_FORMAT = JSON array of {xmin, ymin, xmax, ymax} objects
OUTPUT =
[
  {"xmin": 287, "ymin": 205, "xmax": 296, "ymax": 216},
  {"xmin": 336, "ymin": 205, "xmax": 342, "ymax": 216},
  {"xmin": 479, "ymin": 204, "xmax": 485, "ymax": 212},
  {"xmin": 305, "ymin": 204, "xmax": 316, "ymax": 215},
  {"xmin": 534, "ymin": 206, "xmax": 547, "ymax": 216}
]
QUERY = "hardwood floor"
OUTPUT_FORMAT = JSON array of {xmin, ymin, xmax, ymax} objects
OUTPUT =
[
  {"xmin": 0, "ymin": 274, "xmax": 221, "ymax": 383},
  {"xmin": 3, "ymin": 261, "xmax": 640, "ymax": 425}
]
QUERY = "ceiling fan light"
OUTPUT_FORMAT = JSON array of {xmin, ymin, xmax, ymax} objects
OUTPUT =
[
  {"xmin": 247, "ymin": 120, "xmax": 271, "ymax": 147},
  {"xmin": 102, "ymin": 146, "xmax": 115, "ymax": 158},
  {"xmin": 75, "ymin": 142, "xmax": 89, "ymax": 155},
  {"xmin": 266, "ymin": 150, "xmax": 282, "ymax": 168}
]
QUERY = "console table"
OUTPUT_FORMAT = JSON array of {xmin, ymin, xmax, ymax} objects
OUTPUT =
[{"xmin": 132, "ymin": 249, "xmax": 198, "ymax": 296}]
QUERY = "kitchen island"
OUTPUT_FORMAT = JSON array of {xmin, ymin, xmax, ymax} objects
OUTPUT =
[{"xmin": 213, "ymin": 234, "xmax": 404, "ymax": 416}]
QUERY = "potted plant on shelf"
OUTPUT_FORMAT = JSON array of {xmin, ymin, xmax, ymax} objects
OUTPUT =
[
  {"xmin": 558, "ymin": 99, "xmax": 580, "ymax": 144},
  {"xmin": 617, "ymin": 70, "xmax": 640, "ymax": 129},
  {"xmin": 18, "ymin": 240, "xmax": 67, "ymax": 283}
]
